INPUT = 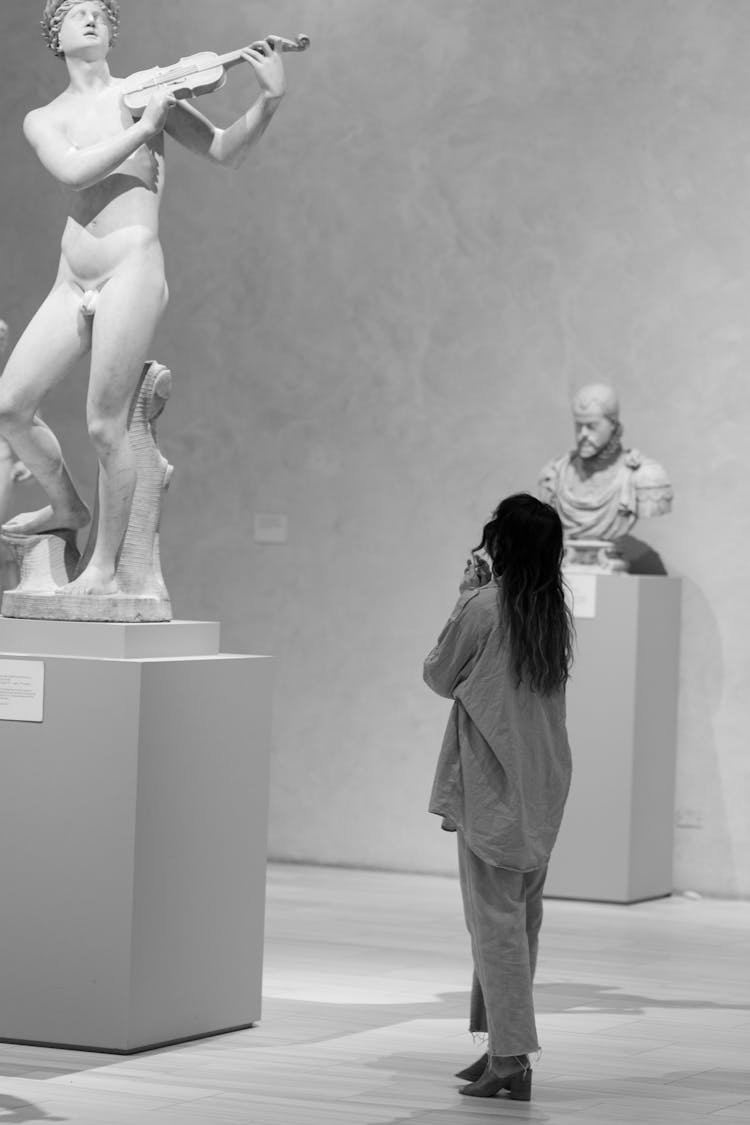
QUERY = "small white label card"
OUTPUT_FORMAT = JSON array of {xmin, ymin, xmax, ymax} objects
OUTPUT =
[
  {"xmin": 0, "ymin": 659, "xmax": 45, "ymax": 723},
  {"xmin": 564, "ymin": 573, "xmax": 598, "ymax": 619}
]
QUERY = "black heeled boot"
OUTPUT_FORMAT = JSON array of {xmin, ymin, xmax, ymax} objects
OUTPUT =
[{"xmin": 459, "ymin": 1055, "xmax": 532, "ymax": 1100}]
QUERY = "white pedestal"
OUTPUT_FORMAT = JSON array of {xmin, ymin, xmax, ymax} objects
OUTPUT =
[
  {"xmin": 0, "ymin": 620, "xmax": 273, "ymax": 1052},
  {"xmin": 545, "ymin": 576, "xmax": 681, "ymax": 904}
]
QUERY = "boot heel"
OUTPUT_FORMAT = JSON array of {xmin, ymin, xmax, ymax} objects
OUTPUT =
[{"xmin": 508, "ymin": 1067, "xmax": 532, "ymax": 1101}]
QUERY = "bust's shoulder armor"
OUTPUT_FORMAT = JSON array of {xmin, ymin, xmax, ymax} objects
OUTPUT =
[
  {"xmin": 625, "ymin": 450, "xmax": 673, "ymax": 517},
  {"xmin": 538, "ymin": 453, "xmax": 569, "ymax": 502}
]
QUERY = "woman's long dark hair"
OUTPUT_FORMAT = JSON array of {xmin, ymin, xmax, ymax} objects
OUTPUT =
[{"xmin": 475, "ymin": 493, "xmax": 574, "ymax": 694}]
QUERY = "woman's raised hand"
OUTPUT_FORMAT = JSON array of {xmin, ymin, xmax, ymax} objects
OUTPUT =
[{"xmin": 459, "ymin": 555, "xmax": 492, "ymax": 593}]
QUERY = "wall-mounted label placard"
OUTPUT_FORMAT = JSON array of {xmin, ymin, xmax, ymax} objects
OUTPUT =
[
  {"xmin": 0, "ymin": 660, "xmax": 45, "ymax": 722},
  {"xmin": 564, "ymin": 573, "xmax": 597, "ymax": 619}
]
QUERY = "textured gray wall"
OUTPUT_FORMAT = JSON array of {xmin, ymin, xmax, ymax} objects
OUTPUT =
[{"xmin": 1, "ymin": 0, "xmax": 748, "ymax": 895}]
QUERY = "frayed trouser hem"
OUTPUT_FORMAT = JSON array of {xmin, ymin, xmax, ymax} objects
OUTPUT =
[
  {"xmin": 469, "ymin": 1030, "xmax": 488, "ymax": 1045},
  {"xmin": 488, "ymin": 1045, "xmax": 542, "ymax": 1062}
]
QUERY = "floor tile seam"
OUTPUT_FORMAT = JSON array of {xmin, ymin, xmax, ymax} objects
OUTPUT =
[
  {"xmin": 0, "ymin": 1074, "xmax": 171, "ymax": 1098},
  {"xmin": 15, "ymin": 1089, "xmax": 186, "ymax": 1112},
  {"xmin": 543, "ymin": 1085, "xmax": 750, "ymax": 1110},
  {"xmin": 45, "ymin": 1076, "xmax": 221, "ymax": 1102},
  {"xmin": 662, "ymin": 1069, "xmax": 750, "ymax": 1085},
  {"xmin": 157, "ymin": 1089, "xmax": 415, "ymax": 1114},
  {"xmin": 704, "ymin": 1095, "xmax": 750, "ymax": 1110}
]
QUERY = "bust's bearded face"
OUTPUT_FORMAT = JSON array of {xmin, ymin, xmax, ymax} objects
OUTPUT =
[{"xmin": 574, "ymin": 410, "xmax": 616, "ymax": 460}]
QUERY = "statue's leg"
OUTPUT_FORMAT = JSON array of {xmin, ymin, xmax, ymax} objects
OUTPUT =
[
  {"xmin": 0, "ymin": 284, "xmax": 91, "ymax": 535},
  {"xmin": 64, "ymin": 250, "xmax": 168, "ymax": 595},
  {"xmin": 0, "ymin": 437, "xmax": 15, "ymax": 521},
  {"xmin": 0, "ymin": 438, "xmax": 19, "ymax": 592}
]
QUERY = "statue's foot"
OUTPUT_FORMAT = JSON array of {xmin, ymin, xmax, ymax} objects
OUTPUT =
[
  {"xmin": 2, "ymin": 503, "xmax": 90, "ymax": 537},
  {"xmin": 58, "ymin": 566, "xmax": 119, "ymax": 597}
]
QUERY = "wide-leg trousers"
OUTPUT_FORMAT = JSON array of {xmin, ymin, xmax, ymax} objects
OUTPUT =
[{"xmin": 457, "ymin": 830, "xmax": 547, "ymax": 1057}]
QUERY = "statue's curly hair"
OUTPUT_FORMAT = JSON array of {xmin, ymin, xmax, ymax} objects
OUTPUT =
[{"xmin": 40, "ymin": 0, "xmax": 120, "ymax": 58}]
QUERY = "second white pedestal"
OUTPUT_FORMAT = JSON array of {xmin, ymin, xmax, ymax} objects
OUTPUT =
[
  {"xmin": 0, "ymin": 620, "xmax": 273, "ymax": 1052},
  {"xmin": 545, "ymin": 576, "xmax": 681, "ymax": 904}
]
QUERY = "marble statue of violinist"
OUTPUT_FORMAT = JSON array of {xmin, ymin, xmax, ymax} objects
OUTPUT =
[
  {"xmin": 0, "ymin": 0, "xmax": 288, "ymax": 597},
  {"xmin": 538, "ymin": 383, "xmax": 672, "ymax": 568}
]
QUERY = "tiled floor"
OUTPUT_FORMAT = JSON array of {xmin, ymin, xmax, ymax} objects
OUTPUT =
[{"xmin": 1, "ymin": 863, "xmax": 748, "ymax": 1123}]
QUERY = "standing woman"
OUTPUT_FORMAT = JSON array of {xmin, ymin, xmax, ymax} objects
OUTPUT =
[{"xmin": 424, "ymin": 493, "xmax": 574, "ymax": 1101}]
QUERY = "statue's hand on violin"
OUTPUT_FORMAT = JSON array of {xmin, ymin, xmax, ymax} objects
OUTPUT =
[
  {"xmin": 140, "ymin": 87, "xmax": 177, "ymax": 138},
  {"xmin": 240, "ymin": 38, "xmax": 287, "ymax": 101}
]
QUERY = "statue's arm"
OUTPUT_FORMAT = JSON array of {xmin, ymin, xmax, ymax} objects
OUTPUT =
[
  {"xmin": 163, "ymin": 100, "xmax": 222, "ymax": 160},
  {"xmin": 214, "ymin": 89, "xmax": 284, "ymax": 168},
  {"xmin": 0, "ymin": 436, "xmax": 14, "ymax": 468},
  {"xmin": 165, "ymin": 43, "xmax": 286, "ymax": 169},
  {"xmin": 165, "ymin": 91, "xmax": 284, "ymax": 169},
  {"xmin": 23, "ymin": 95, "xmax": 170, "ymax": 190}
]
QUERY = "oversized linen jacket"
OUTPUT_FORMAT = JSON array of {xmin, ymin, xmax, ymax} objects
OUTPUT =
[{"xmin": 424, "ymin": 582, "xmax": 572, "ymax": 871}]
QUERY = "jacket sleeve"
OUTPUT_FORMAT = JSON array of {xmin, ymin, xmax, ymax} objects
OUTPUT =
[{"xmin": 423, "ymin": 590, "xmax": 489, "ymax": 699}]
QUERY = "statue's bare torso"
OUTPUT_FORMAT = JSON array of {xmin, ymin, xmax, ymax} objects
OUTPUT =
[{"xmin": 40, "ymin": 81, "xmax": 166, "ymax": 292}]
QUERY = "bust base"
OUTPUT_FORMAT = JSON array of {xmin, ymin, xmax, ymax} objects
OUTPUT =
[
  {"xmin": 2, "ymin": 590, "xmax": 171, "ymax": 623},
  {"xmin": 563, "ymin": 538, "xmax": 628, "ymax": 574},
  {"xmin": 545, "ymin": 575, "xmax": 681, "ymax": 902}
]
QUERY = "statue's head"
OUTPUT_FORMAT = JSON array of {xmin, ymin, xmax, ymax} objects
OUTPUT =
[
  {"xmin": 40, "ymin": 0, "xmax": 120, "ymax": 60},
  {"xmin": 571, "ymin": 382, "xmax": 622, "ymax": 460}
]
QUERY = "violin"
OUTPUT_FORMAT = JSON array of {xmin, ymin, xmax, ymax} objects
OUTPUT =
[{"xmin": 122, "ymin": 34, "xmax": 310, "ymax": 115}]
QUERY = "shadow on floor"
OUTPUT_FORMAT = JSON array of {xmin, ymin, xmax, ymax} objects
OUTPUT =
[
  {"xmin": 3, "ymin": 982, "xmax": 746, "ymax": 1105},
  {"xmin": 534, "ymin": 980, "xmax": 750, "ymax": 1016},
  {"xmin": 0, "ymin": 1098, "xmax": 66, "ymax": 1124},
  {"xmin": 246, "ymin": 978, "xmax": 750, "ymax": 1053}
]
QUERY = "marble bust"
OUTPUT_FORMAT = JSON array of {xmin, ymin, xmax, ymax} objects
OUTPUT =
[{"xmin": 539, "ymin": 383, "xmax": 672, "ymax": 570}]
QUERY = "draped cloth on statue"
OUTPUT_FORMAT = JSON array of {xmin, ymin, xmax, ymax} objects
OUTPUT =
[{"xmin": 539, "ymin": 448, "xmax": 672, "ymax": 541}]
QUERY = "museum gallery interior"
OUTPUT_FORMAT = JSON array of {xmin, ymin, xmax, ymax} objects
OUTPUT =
[{"xmin": 0, "ymin": 1, "xmax": 748, "ymax": 1123}]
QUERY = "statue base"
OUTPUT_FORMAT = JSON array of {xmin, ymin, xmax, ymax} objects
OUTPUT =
[
  {"xmin": 0, "ymin": 529, "xmax": 170, "ymax": 622},
  {"xmin": 1, "ymin": 589, "xmax": 171, "ymax": 623},
  {"xmin": 563, "ymin": 538, "xmax": 629, "ymax": 574}
]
